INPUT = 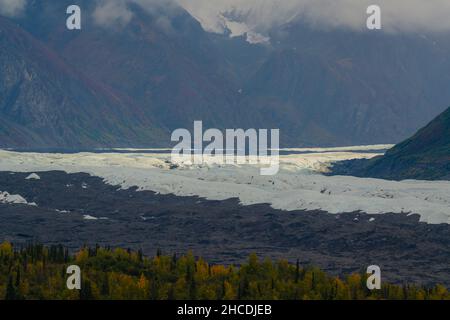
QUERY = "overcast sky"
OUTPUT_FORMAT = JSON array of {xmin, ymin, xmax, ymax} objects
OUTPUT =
[{"xmin": 3, "ymin": 0, "xmax": 450, "ymax": 34}]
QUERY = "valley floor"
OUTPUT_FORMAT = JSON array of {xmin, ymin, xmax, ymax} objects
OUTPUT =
[{"xmin": 0, "ymin": 147, "xmax": 449, "ymax": 286}]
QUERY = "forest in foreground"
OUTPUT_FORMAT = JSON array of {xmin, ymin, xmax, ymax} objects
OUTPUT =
[{"xmin": 0, "ymin": 242, "xmax": 449, "ymax": 300}]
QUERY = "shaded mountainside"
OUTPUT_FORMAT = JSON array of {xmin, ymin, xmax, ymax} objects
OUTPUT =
[
  {"xmin": 241, "ymin": 23, "xmax": 450, "ymax": 146},
  {"xmin": 0, "ymin": 16, "xmax": 165, "ymax": 148},
  {"xmin": 7, "ymin": 0, "xmax": 249, "ymax": 146},
  {"xmin": 2, "ymin": 1, "xmax": 450, "ymax": 147},
  {"xmin": 330, "ymin": 107, "xmax": 450, "ymax": 180},
  {"xmin": 1, "ymin": 0, "xmax": 243, "ymax": 148},
  {"xmin": 23, "ymin": 1, "xmax": 246, "ymax": 131}
]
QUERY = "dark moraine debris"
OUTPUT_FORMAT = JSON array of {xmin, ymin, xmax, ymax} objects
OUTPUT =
[{"xmin": 0, "ymin": 171, "xmax": 449, "ymax": 286}]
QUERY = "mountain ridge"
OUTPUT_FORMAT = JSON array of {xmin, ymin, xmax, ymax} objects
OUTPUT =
[{"xmin": 330, "ymin": 106, "xmax": 450, "ymax": 180}]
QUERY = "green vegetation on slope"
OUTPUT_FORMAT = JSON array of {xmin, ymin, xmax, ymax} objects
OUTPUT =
[{"xmin": 0, "ymin": 242, "xmax": 448, "ymax": 300}]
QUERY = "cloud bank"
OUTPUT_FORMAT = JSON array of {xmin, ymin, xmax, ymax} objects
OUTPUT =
[
  {"xmin": 92, "ymin": 0, "xmax": 181, "ymax": 29},
  {"xmin": 5, "ymin": 0, "xmax": 450, "ymax": 35},
  {"xmin": 93, "ymin": 0, "xmax": 134, "ymax": 27},
  {"xmin": 0, "ymin": 0, "xmax": 26, "ymax": 17},
  {"xmin": 178, "ymin": 0, "xmax": 450, "ymax": 34}
]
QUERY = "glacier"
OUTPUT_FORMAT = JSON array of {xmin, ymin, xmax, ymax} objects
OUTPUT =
[{"xmin": 0, "ymin": 147, "xmax": 449, "ymax": 224}]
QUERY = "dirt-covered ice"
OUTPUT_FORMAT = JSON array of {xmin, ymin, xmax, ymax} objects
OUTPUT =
[{"xmin": 0, "ymin": 190, "xmax": 36, "ymax": 206}]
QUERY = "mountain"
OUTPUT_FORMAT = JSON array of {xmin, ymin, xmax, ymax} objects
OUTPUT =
[
  {"xmin": 0, "ymin": 15, "xmax": 165, "ymax": 148},
  {"xmin": 2, "ymin": 1, "xmax": 450, "ymax": 148},
  {"xmin": 330, "ymin": 107, "xmax": 450, "ymax": 180},
  {"xmin": 15, "ymin": 0, "xmax": 248, "ymax": 131},
  {"xmin": 239, "ymin": 22, "xmax": 450, "ymax": 146},
  {"xmin": 0, "ymin": 0, "xmax": 251, "ymax": 148}
]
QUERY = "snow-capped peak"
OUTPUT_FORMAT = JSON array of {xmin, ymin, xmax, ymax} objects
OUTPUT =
[
  {"xmin": 178, "ymin": 0, "xmax": 301, "ymax": 44},
  {"xmin": 218, "ymin": 14, "xmax": 270, "ymax": 44}
]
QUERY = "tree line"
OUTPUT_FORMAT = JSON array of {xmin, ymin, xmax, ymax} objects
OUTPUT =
[{"xmin": 0, "ymin": 242, "xmax": 448, "ymax": 300}]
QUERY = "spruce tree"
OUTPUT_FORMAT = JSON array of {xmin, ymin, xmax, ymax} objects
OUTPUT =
[{"xmin": 5, "ymin": 276, "xmax": 17, "ymax": 300}]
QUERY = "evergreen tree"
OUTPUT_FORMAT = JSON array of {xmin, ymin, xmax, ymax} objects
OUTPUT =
[
  {"xmin": 15, "ymin": 268, "xmax": 20, "ymax": 287},
  {"xmin": 80, "ymin": 280, "xmax": 94, "ymax": 300},
  {"xmin": 5, "ymin": 276, "xmax": 18, "ymax": 300},
  {"xmin": 0, "ymin": 242, "xmax": 448, "ymax": 301}
]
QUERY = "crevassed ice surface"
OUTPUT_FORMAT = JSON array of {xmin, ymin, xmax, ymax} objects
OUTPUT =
[{"xmin": 0, "ymin": 147, "xmax": 449, "ymax": 224}]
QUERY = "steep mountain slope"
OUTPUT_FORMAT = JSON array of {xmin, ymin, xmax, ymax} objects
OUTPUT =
[
  {"xmin": 15, "ymin": 0, "xmax": 247, "ymax": 132},
  {"xmin": 331, "ymin": 107, "xmax": 450, "ymax": 180},
  {"xmin": 0, "ymin": 16, "xmax": 165, "ymax": 148},
  {"xmin": 240, "ymin": 23, "xmax": 450, "ymax": 146}
]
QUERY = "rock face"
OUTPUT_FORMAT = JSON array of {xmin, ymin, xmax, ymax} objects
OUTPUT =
[
  {"xmin": 330, "ymin": 107, "xmax": 450, "ymax": 180},
  {"xmin": 2, "ymin": 1, "xmax": 450, "ymax": 148}
]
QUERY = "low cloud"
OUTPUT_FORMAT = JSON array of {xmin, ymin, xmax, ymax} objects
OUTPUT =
[
  {"xmin": 92, "ymin": 0, "xmax": 180, "ymax": 30},
  {"xmin": 178, "ymin": 0, "xmax": 450, "ymax": 34},
  {"xmin": 0, "ymin": 0, "xmax": 26, "ymax": 17},
  {"xmin": 8, "ymin": 0, "xmax": 450, "ymax": 34},
  {"xmin": 93, "ymin": 0, "xmax": 133, "ymax": 28}
]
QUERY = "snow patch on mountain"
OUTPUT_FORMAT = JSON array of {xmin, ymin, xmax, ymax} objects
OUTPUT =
[{"xmin": 220, "ymin": 16, "xmax": 270, "ymax": 44}]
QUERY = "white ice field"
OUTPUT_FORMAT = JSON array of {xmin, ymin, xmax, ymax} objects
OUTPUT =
[{"xmin": 0, "ymin": 146, "xmax": 449, "ymax": 224}]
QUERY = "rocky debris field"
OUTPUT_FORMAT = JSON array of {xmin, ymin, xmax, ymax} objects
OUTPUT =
[{"xmin": 0, "ymin": 171, "xmax": 449, "ymax": 286}]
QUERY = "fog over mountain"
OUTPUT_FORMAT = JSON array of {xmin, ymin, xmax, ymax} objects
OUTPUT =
[
  {"xmin": 180, "ymin": 0, "xmax": 450, "ymax": 35},
  {"xmin": 0, "ymin": 0, "xmax": 27, "ymax": 17},
  {"xmin": 9, "ymin": 1, "xmax": 450, "ymax": 33}
]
